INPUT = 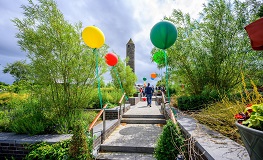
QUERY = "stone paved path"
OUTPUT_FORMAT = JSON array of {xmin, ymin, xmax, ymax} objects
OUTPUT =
[{"xmin": 96, "ymin": 100, "xmax": 165, "ymax": 160}]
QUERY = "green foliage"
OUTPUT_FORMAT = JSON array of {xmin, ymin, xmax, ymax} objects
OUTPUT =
[
  {"xmin": 25, "ymin": 130, "xmax": 93, "ymax": 160},
  {"xmin": 48, "ymin": 110, "xmax": 97, "ymax": 134},
  {"xmin": 154, "ymin": 0, "xmax": 263, "ymax": 95},
  {"xmin": 0, "ymin": 82, "xmax": 8, "ymax": 86},
  {"xmin": 154, "ymin": 120, "xmax": 185, "ymax": 160},
  {"xmin": 69, "ymin": 121, "xmax": 93, "ymax": 160},
  {"xmin": 0, "ymin": 89, "xmax": 98, "ymax": 134},
  {"xmin": 192, "ymin": 99, "xmax": 245, "ymax": 144},
  {"xmin": 8, "ymin": 98, "xmax": 47, "ymax": 135},
  {"xmin": 168, "ymin": 86, "xmax": 177, "ymax": 95},
  {"xmin": 177, "ymin": 93, "xmax": 220, "ymax": 111},
  {"xmin": 25, "ymin": 140, "xmax": 71, "ymax": 160},
  {"xmin": 0, "ymin": 90, "xmax": 28, "ymax": 107},
  {"xmin": 243, "ymin": 104, "xmax": 263, "ymax": 130},
  {"xmin": 110, "ymin": 58, "xmax": 137, "ymax": 97},
  {"xmin": 257, "ymin": 4, "xmax": 263, "ymax": 17},
  {"xmin": 87, "ymin": 88, "xmax": 122, "ymax": 109},
  {"xmin": 0, "ymin": 110, "xmax": 10, "ymax": 132},
  {"xmin": 12, "ymin": 0, "xmax": 109, "ymax": 127},
  {"xmin": 193, "ymin": 78, "xmax": 263, "ymax": 144},
  {"xmin": 3, "ymin": 60, "xmax": 30, "ymax": 83}
]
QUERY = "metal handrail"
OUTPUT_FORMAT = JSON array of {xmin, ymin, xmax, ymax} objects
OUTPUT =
[
  {"xmin": 119, "ymin": 93, "xmax": 126, "ymax": 117},
  {"xmin": 88, "ymin": 93, "xmax": 127, "ymax": 145},
  {"xmin": 161, "ymin": 92, "xmax": 177, "ymax": 124},
  {"xmin": 88, "ymin": 104, "xmax": 108, "ymax": 132},
  {"xmin": 119, "ymin": 93, "xmax": 126, "ymax": 104}
]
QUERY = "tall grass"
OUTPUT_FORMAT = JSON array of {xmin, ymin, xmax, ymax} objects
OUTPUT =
[{"xmin": 192, "ymin": 75, "xmax": 263, "ymax": 144}]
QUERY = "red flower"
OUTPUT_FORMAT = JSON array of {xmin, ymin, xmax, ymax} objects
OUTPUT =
[{"xmin": 235, "ymin": 114, "xmax": 243, "ymax": 119}]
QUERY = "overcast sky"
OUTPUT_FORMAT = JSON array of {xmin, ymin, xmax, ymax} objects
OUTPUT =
[{"xmin": 0, "ymin": 0, "xmax": 206, "ymax": 86}]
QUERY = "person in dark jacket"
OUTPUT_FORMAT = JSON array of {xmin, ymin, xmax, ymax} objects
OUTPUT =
[{"xmin": 145, "ymin": 83, "xmax": 153, "ymax": 107}]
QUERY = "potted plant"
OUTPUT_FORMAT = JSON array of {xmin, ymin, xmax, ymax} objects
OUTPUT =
[{"xmin": 235, "ymin": 103, "xmax": 263, "ymax": 160}]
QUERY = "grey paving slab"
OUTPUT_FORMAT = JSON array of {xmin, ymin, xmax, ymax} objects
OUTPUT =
[
  {"xmin": 0, "ymin": 132, "xmax": 72, "ymax": 144},
  {"xmin": 176, "ymin": 111, "xmax": 249, "ymax": 160},
  {"xmin": 96, "ymin": 152, "xmax": 155, "ymax": 160},
  {"xmin": 93, "ymin": 119, "xmax": 119, "ymax": 137},
  {"xmin": 124, "ymin": 101, "xmax": 162, "ymax": 116},
  {"xmin": 96, "ymin": 100, "xmax": 164, "ymax": 159},
  {"xmin": 101, "ymin": 123, "xmax": 162, "ymax": 148}
]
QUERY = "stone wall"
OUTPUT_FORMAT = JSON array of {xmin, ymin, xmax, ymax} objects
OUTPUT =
[
  {"xmin": 93, "ymin": 119, "xmax": 120, "ymax": 149},
  {"xmin": 0, "ymin": 133, "xmax": 72, "ymax": 160},
  {"xmin": 0, "ymin": 142, "xmax": 28, "ymax": 160},
  {"xmin": 128, "ymin": 97, "xmax": 139, "ymax": 105},
  {"xmin": 163, "ymin": 106, "xmax": 249, "ymax": 160},
  {"xmin": 105, "ymin": 104, "xmax": 131, "ymax": 120}
]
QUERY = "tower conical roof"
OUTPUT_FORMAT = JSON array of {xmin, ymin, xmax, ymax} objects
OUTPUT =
[{"xmin": 127, "ymin": 38, "xmax": 134, "ymax": 44}]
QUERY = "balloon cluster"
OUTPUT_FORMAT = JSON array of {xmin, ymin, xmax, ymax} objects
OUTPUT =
[
  {"xmin": 143, "ymin": 77, "xmax": 147, "ymax": 86},
  {"xmin": 82, "ymin": 26, "xmax": 119, "ymax": 66},
  {"xmin": 150, "ymin": 20, "xmax": 178, "ymax": 104},
  {"xmin": 82, "ymin": 26, "xmax": 119, "ymax": 109}
]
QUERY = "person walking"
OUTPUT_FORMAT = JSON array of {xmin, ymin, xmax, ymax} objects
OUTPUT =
[{"xmin": 145, "ymin": 83, "xmax": 154, "ymax": 107}]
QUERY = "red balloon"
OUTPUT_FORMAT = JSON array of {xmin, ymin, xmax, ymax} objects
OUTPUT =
[{"xmin": 105, "ymin": 52, "xmax": 118, "ymax": 66}]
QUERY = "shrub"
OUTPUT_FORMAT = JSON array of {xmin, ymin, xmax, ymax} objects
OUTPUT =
[
  {"xmin": 154, "ymin": 120, "xmax": 186, "ymax": 160},
  {"xmin": 0, "ymin": 110, "xmax": 10, "ymax": 132},
  {"xmin": 25, "ymin": 123, "xmax": 94, "ymax": 160},
  {"xmin": 0, "ymin": 92, "xmax": 28, "ymax": 107},
  {"xmin": 25, "ymin": 140, "xmax": 70, "ymax": 160},
  {"xmin": 9, "ymin": 98, "xmax": 47, "ymax": 135},
  {"xmin": 177, "ymin": 94, "xmax": 220, "ymax": 111},
  {"xmin": 47, "ymin": 110, "xmax": 98, "ymax": 134},
  {"xmin": 87, "ymin": 88, "xmax": 122, "ymax": 109},
  {"xmin": 69, "ymin": 121, "xmax": 93, "ymax": 160}
]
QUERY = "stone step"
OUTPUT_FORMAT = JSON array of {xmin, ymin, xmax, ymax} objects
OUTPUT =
[
  {"xmin": 100, "ymin": 145, "xmax": 154, "ymax": 154},
  {"xmin": 121, "ymin": 118, "xmax": 166, "ymax": 124},
  {"xmin": 96, "ymin": 152, "xmax": 154, "ymax": 160},
  {"xmin": 122, "ymin": 114, "xmax": 165, "ymax": 119}
]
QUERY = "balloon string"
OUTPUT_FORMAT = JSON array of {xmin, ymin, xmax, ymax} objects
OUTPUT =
[
  {"xmin": 113, "ymin": 66, "xmax": 128, "ymax": 101},
  {"xmin": 94, "ymin": 49, "xmax": 103, "ymax": 108},
  {"xmin": 163, "ymin": 49, "xmax": 170, "ymax": 104}
]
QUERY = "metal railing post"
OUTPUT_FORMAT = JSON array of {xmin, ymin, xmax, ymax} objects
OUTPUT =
[
  {"xmin": 123, "ymin": 100, "xmax": 126, "ymax": 113},
  {"xmin": 119, "ymin": 102, "xmax": 122, "ymax": 118},
  {"xmin": 118, "ymin": 93, "xmax": 125, "ymax": 119},
  {"xmin": 102, "ymin": 109, "xmax": 106, "ymax": 143}
]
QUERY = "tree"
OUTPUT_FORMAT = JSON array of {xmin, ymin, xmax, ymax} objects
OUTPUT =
[
  {"xmin": 155, "ymin": 0, "xmax": 263, "ymax": 95},
  {"xmin": 12, "ymin": 0, "xmax": 108, "ymax": 129},
  {"xmin": 257, "ymin": 4, "xmax": 263, "ymax": 17},
  {"xmin": 110, "ymin": 57, "xmax": 137, "ymax": 97},
  {"xmin": 3, "ymin": 60, "xmax": 30, "ymax": 83}
]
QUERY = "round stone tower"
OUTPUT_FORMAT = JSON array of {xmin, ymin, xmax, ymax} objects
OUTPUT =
[{"xmin": 126, "ymin": 38, "xmax": 135, "ymax": 73}]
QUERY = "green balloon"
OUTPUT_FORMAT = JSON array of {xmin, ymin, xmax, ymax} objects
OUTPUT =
[
  {"xmin": 153, "ymin": 50, "xmax": 165, "ymax": 65},
  {"xmin": 143, "ymin": 77, "xmax": 147, "ymax": 81},
  {"xmin": 150, "ymin": 21, "xmax": 178, "ymax": 49}
]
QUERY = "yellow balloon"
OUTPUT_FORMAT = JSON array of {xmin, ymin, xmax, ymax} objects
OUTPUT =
[{"xmin": 82, "ymin": 26, "xmax": 105, "ymax": 48}]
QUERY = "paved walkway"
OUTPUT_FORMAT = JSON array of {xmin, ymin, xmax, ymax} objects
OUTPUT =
[
  {"xmin": 96, "ymin": 100, "xmax": 165, "ymax": 160},
  {"xmin": 124, "ymin": 100, "xmax": 162, "ymax": 116}
]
